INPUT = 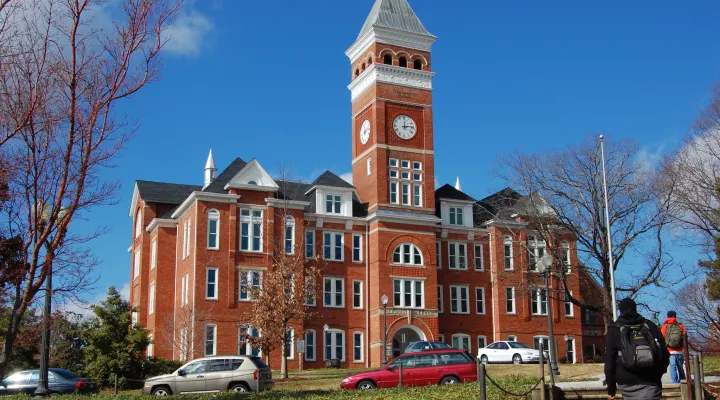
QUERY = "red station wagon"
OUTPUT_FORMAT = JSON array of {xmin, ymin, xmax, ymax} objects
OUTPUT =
[{"xmin": 340, "ymin": 349, "xmax": 477, "ymax": 390}]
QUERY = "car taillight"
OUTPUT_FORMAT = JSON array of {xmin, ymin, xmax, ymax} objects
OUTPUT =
[
  {"xmin": 253, "ymin": 370, "xmax": 258, "ymax": 381},
  {"xmin": 76, "ymin": 380, "xmax": 86, "ymax": 389}
]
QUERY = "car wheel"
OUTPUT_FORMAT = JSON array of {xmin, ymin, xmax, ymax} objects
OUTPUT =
[
  {"xmin": 229, "ymin": 383, "xmax": 250, "ymax": 393},
  {"xmin": 513, "ymin": 354, "xmax": 523, "ymax": 364},
  {"xmin": 440, "ymin": 376, "xmax": 460, "ymax": 385},
  {"xmin": 151, "ymin": 387, "xmax": 172, "ymax": 396},
  {"xmin": 357, "ymin": 380, "xmax": 377, "ymax": 390},
  {"xmin": 480, "ymin": 355, "xmax": 489, "ymax": 364}
]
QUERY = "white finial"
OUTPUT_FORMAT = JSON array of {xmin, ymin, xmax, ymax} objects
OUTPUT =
[
  {"xmin": 204, "ymin": 150, "xmax": 217, "ymax": 188},
  {"xmin": 455, "ymin": 176, "xmax": 462, "ymax": 191}
]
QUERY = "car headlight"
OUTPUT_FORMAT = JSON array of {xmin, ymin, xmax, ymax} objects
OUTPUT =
[
  {"xmin": 144, "ymin": 383, "xmax": 151, "ymax": 387},
  {"xmin": 341, "ymin": 378, "xmax": 350, "ymax": 384}
]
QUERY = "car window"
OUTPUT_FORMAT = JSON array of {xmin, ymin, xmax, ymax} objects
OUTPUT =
[
  {"xmin": 486, "ymin": 343, "xmax": 497, "ymax": 350},
  {"xmin": 52, "ymin": 370, "xmax": 78, "ymax": 380},
  {"xmin": 48, "ymin": 373, "xmax": 57, "ymax": 383},
  {"xmin": 209, "ymin": 360, "xmax": 232, "ymax": 372},
  {"xmin": 508, "ymin": 342, "xmax": 531, "ymax": 349},
  {"xmin": 389, "ymin": 356, "xmax": 415, "ymax": 369},
  {"xmin": 497, "ymin": 342, "xmax": 509, "ymax": 350},
  {"xmin": 249, "ymin": 357, "xmax": 267, "ymax": 369},
  {"xmin": 5, "ymin": 371, "xmax": 31, "ymax": 384},
  {"xmin": 438, "ymin": 352, "xmax": 474, "ymax": 365},
  {"xmin": 432, "ymin": 342, "xmax": 452, "ymax": 349},
  {"xmin": 28, "ymin": 372, "xmax": 39, "ymax": 385},
  {"xmin": 184, "ymin": 361, "xmax": 207, "ymax": 375},
  {"xmin": 415, "ymin": 354, "xmax": 439, "ymax": 367},
  {"xmin": 230, "ymin": 359, "xmax": 244, "ymax": 370}
]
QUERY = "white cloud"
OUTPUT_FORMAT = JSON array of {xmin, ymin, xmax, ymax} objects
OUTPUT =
[
  {"xmin": 59, "ymin": 283, "xmax": 131, "ymax": 318},
  {"xmin": 636, "ymin": 143, "xmax": 666, "ymax": 169},
  {"xmin": 163, "ymin": 9, "xmax": 214, "ymax": 57},
  {"xmin": 340, "ymin": 172, "xmax": 353, "ymax": 184}
]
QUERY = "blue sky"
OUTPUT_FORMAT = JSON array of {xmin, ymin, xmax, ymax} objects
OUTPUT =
[{"xmin": 71, "ymin": 0, "xmax": 720, "ymax": 310}]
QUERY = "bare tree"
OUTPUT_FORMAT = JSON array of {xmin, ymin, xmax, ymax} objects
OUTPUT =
[
  {"xmin": 156, "ymin": 305, "xmax": 212, "ymax": 362},
  {"xmin": 674, "ymin": 279, "xmax": 720, "ymax": 347},
  {"xmin": 0, "ymin": 0, "xmax": 181, "ymax": 377},
  {"xmin": 495, "ymin": 136, "xmax": 680, "ymax": 330}
]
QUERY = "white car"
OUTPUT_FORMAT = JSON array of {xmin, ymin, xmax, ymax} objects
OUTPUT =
[{"xmin": 477, "ymin": 341, "xmax": 547, "ymax": 364}]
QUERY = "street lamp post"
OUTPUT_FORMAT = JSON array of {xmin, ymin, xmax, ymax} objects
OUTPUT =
[
  {"xmin": 537, "ymin": 253, "xmax": 560, "ymax": 377},
  {"xmin": 381, "ymin": 294, "xmax": 389, "ymax": 367}
]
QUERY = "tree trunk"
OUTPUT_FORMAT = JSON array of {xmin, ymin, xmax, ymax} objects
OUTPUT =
[
  {"xmin": 603, "ymin": 263, "xmax": 614, "ymax": 333},
  {"xmin": 281, "ymin": 341, "xmax": 288, "ymax": 379}
]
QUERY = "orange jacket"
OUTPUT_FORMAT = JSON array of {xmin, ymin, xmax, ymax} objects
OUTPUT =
[{"xmin": 660, "ymin": 318, "xmax": 687, "ymax": 352}]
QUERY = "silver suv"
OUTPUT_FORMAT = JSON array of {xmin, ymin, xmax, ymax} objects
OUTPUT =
[{"xmin": 142, "ymin": 355, "xmax": 274, "ymax": 396}]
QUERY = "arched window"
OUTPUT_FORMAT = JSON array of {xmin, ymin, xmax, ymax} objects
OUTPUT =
[
  {"xmin": 383, "ymin": 54, "xmax": 392, "ymax": 65},
  {"xmin": 207, "ymin": 209, "xmax": 219, "ymax": 250},
  {"xmin": 399, "ymin": 57, "xmax": 408, "ymax": 68},
  {"xmin": 368, "ymin": 56, "xmax": 373, "ymax": 65},
  {"xmin": 392, "ymin": 243, "xmax": 423, "ymax": 265},
  {"xmin": 135, "ymin": 209, "xmax": 143, "ymax": 238},
  {"xmin": 355, "ymin": 69, "xmax": 360, "ymax": 78},
  {"xmin": 248, "ymin": 180, "xmax": 257, "ymax": 185},
  {"xmin": 413, "ymin": 59, "xmax": 422, "ymax": 70},
  {"xmin": 361, "ymin": 63, "xmax": 366, "ymax": 71},
  {"xmin": 284, "ymin": 216, "xmax": 295, "ymax": 254}
]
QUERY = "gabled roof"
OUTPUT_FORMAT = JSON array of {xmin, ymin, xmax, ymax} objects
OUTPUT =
[
  {"xmin": 202, "ymin": 158, "xmax": 247, "ymax": 194},
  {"xmin": 224, "ymin": 159, "xmax": 279, "ymax": 191},
  {"xmin": 357, "ymin": 0, "xmax": 434, "ymax": 39},
  {"xmin": 136, "ymin": 181, "xmax": 202, "ymax": 205},
  {"xmin": 474, "ymin": 187, "xmax": 524, "ymax": 226},
  {"xmin": 435, "ymin": 184, "xmax": 476, "ymax": 202},
  {"xmin": 312, "ymin": 170, "xmax": 355, "ymax": 189}
]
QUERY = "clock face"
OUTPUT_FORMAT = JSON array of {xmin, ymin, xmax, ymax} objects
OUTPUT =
[
  {"xmin": 360, "ymin": 120, "xmax": 371, "ymax": 145},
  {"xmin": 393, "ymin": 115, "xmax": 417, "ymax": 140}
]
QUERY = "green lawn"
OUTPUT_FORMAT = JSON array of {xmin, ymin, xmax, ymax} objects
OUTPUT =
[{"xmin": 703, "ymin": 355, "xmax": 720, "ymax": 375}]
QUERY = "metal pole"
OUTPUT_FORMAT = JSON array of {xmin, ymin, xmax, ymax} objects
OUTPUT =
[
  {"xmin": 382, "ymin": 303, "xmax": 388, "ymax": 367},
  {"xmin": 539, "ymin": 343, "xmax": 546, "ymax": 400},
  {"xmin": 599, "ymin": 135, "xmax": 618, "ymax": 321},
  {"xmin": 545, "ymin": 271, "xmax": 560, "ymax": 377},
  {"xmin": 33, "ymin": 252, "xmax": 52, "ymax": 398},
  {"xmin": 479, "ymin": 361, "xmax": 486, "ymax": 400},
  {"xmin": 693, "ymin": 355, "xmax": 703, "ymax": 400},
  {"xmin": 398, "ymin": 363, "xmax": 403, "ymax": 388}
]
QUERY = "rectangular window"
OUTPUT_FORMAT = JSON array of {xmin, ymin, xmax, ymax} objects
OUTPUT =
[
  {"xmin": 390, "ymin": 170, "xmax": 398, "ymax": 179},
  {"xmin": 531, "ymin": 288, "xmax": 548, "ymax": 316},
  {"xmin": 437, "ymin": 285, "xmax": 443, "ymax": 313},
  {"xmin": 148, "ymin": 334, "xmax": 153, "ymax": 358},
  {"xmin": 304, "ymin": 276, "xmax": 316, "ymax": 306},
  {"xmin": 323, "ymin": 232, "xmax": 344, "ymax": 261},
  {"xmin": 393, "ymin": 279, "xmax": 424, "ymax": 308},
  {"xmin": 208, "ymin": 213, "xmax": 219, "ymax": 250},
  {"xmin": 504, "ymin": 236, "xmax": 513, "ymax": 270},
  {"xmin": 438, "ymin": 334, "xmax": 445, "ymax": 343},
  {"xmin": 534, "ymin": 336, "xmax": 550, "ymax": 352},
  {"xmin": 401, "ymin": 171, "xmax": 410, "ymax": 180},
  {"xmin": 204, "ymin": 324, "xmax": 217, "ymax": 356},
  {"xmin": 413, "ymin": 172, "xmax": 422, "ymax": 181},
  {"xmin": 352, "ymin": 234, "xmax": 362, "ymax": 263},
  {"xmin": 182, "ymin": 220, "xmax": 187, "ymax": 259},
  {"xmin": 240, "ymin": 209, "xmax": 263, "ymax": 252},
  {"xmin": 413, "ymin": 185, "xmax": 422, "ymax": 206},
  {"xmin": 184, "ymin": 273, "xmax": 190, "ymax": 305},
  {"xmin": 353, "ymin": 332, "xmax": 363, "ymax": 363},
  {"xmin": 324, "ymin": 330, "xmax": 345, "ymax": 362},
  {"xmin": 367, "ymin": 157, "xmax": 372, "ymax": 176},
  {"xmin": 186, "ymin": 220, "xmax": 192, "ymax": 258},
  {"xmin": 238, "ymin": 326, "xmax": 261, "ymax": 357},
  {"xmin": 151, "ymin": 239, "xmax": 157, "ymax": 270},
  {"xmin": 475, "ymin": 287, "xmax": 485, "ymax": 315},
  {"xmin": 565, "ymin": 291, "xmax": 574, "ymax": 317},
  {"xmin": 206, "ymin": 268, "xmax": 218, "ymax": 300},
  {"xmin": 474, "ymin": 244, "xmax": 484, "ymax": 271},
  {"xmin": 401, "ymin": 160, "xmax": 410, "ymax": 169},
  {"xmin": 148, "ymin": 283, "xmax": 155, "ymax": 315},
  {"xmin": 352, "ymin": 280, "xmax": 363, "ymax": 309},
  {"xmin": 326, "ymin": 194, "xmax": 342, "ymax": 214},
  {"xmin": 401, "ymin": 183, "xmax": 410, "ymax": 205},
  {"xmin": 390, "ymin": 182, "xmax": 398, "ymax": 204},
  {"xmin": 506, "ymin": 287, "xmax": 516, "ymax": 314},
  {"xmin": 389, "ymin": 158, "xmax": 398, "ymax": 168},
  {"xmin": 284, "ymin": 330, "xmax": 295, "ymax": 360},
  {"xmin": 179, "ymin": 328, "xmax": 189, "ymax": 360},
  {"xmin": 449, "ymin": 207, "xmax": 464, "ymax": 226},
  {"xmin": 563, "ymin": 241, "xmax": 571, "ymax": 274},
  {"xmin": 450, "ymin": 285, "xmax": 469, "ymax": 314},
  {"xmin": 324, "ymin": 277, "xmax": 344, "ymax": 308},
  {"xmin": 448, "ymin": 242, "xmax": 467, "ymax": 270},
  {"xmin": 305, "ymin": 330, "xmax": 316, "ymax": 361},
  {"xmin": 452, "ymin": 334, "xmax": 470, "ymax": 351},
  {"xmin": 477, "ymin": 336, "xmax": 487, "ymax": 349},
  {"xmin": 284, "ymin": 221, "xmax": 294, "ymax": 254},
  {"xmin": 413, "ymin": 161, "xmax": 422, "ymax": 170},
  {"xmin": 508, "ymin": 335, "xmax": 517, "ymax": 342},
  {"xmin": 436, "ymin": 241, "xmax": 442, "ymax": 269},
  {"xmin": 133, "ymin": 249, "xmax": 141, "ymax": 279},
  {"xmin": 527, "ymin": 236, "xmax": 546, "ymax": 272},
  {"xmin": 180, "ymin": 275, "xmax": 186, "ymax": 307},
  {"xmin": 239, "ymin": 271, "xmax": 262, "ymax": 301},
  {"xmin": 305, "ymin": 230, "xmax": 315, "ymax": 258}
]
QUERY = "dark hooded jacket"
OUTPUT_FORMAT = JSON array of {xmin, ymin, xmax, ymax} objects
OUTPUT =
[{"xmin": 604, "ymin": 312, "xmax": 670, "ymax": 396}]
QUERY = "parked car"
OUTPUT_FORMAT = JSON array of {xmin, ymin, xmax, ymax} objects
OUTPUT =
[
  {"xmin": 477, "ymin": 341, "xmax": 548, "ymax": 364},
  {"xmin": 340, "ymin": 349, "xmax": 476, "ymax": 390},
  {"xmin": 143, "ymin": 355, "xmax": 274, "ymax": 396},
  {"xmin": 0, "ymin": 368, "xmax": 98, "ymax": 395},
  {"xmin": 404, "ymin": 341, "xmax": 453, "ymax": 354}
]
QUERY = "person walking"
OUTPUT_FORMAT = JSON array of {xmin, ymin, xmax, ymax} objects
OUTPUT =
[
  {"xmin": 605, "ymin": 298, "xmax": 670, "ymax": 400},
  {"xmin": 660, "ymin": 311, "xmax": 687, "ymax": 384}
]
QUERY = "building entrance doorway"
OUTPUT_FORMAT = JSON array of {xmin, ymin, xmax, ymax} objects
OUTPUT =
[{"xmin": 392, "ymin": 326, "xmax": 425, "ymax": 357}]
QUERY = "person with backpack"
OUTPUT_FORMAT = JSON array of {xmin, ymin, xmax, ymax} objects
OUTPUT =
[
  {"xmin": 605, "ymin": 298, "xmax": 670, "ymax": 400},
  {"xmin": 660, "ymin": 311, "xmax": 687, "ymax": 384}
]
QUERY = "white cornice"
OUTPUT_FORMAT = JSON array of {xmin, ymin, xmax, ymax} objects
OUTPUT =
[
  {"xmin": 147, "ymin": 218, "xmax": 178, "ymax": 233},
  {"xmin": 171, "ymin": 192, "xmax": 241, "ymax": 219},
  {"xmin": 366, "ymin": 209, "xmax": 440, "ymax": 227},
  {"xmin": 348, "ymin": 63, "xmax": 435, "ymax": 102},
  {"xmin": 129, "ymin": 183, "xmax": 139, "ymax": 217},
  {"xmin": 265, "ymin": 198, "xmax": 310, "ymax": 210},
  {"xmin": 439, "ymin": 197, "xmax": 476, "ymax": 205},
  {"xmin": 303, "ymin": 185, "xmax": 356, "ymax": 196},
  {"xmin": 345, "ymin": 27, "xmax": 436, "ymax": 63},
  {"xmin": 485, "ymin": 219, "xmax": 528, "ymax": 228}
]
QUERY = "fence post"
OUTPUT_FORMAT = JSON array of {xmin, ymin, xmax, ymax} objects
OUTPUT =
[
  {"xmin": 699, "ymin": 351, "xmax": 705, "ymax": 385},
  {"xmin": 539, "ymin": 343, "xmax": 546, "ymax": 400},
  {"xmin": 398, "ymin": 363, "xmax": 403, "ymax": 388},
  {"xmin": 113, "ymin": 374, "xmax": 118, "ymax": 396},
  {"xmin": 479, "ymin": 361, "xmax": 486, "ymax": 400},
  {"xmin": 693, "ymin": 355, "xmax": 703, "ymax": 400},
  {"xmin": 684, "ymin": 332, "xmax": 694, "ymax": 400}
]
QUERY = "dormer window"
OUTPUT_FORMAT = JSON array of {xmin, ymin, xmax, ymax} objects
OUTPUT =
[
  {"xmin": 449, "ymin": 207, "xmax": 464, "ymax": 225},
  {"xmin": 326, "ymin": 194, "xmax": 342, "ymax": 214},
  {"xmin": 248, "ymin": 181, "xmax": 257, "ymax": 185}
]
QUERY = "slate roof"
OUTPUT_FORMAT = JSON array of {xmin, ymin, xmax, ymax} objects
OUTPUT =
[
  {"xmin": 435, "ymin": 184, "xmax": 476, "ymax": 202},
  {"xmin": 433, "ymin": 185, "xmax": 525, "ymax": 228},
  {"xmin": 202, "ymin": 158, "xmax": 247, "ymax": 194},
  {"xmin": 357, "ymin": 0, "xmax": 434, "ymax": 39},
  {"xmin": 136, "ymin": 181, "xmax": 202, "ymax": 205},
  {"xmin": 312, "ymin": 170, "xmax": 355, "ymax": 189}
]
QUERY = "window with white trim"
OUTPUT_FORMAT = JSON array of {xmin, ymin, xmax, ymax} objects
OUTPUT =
[
  {"xmin": 353, "ymin": 332, "xmax": 363, "ymax": 363},
  {"xmin": 527, "ymin": 236, "xmax": 546, "ymax": 272},
  {"xmin": 240, "ymin": 209, "xmax": 263, "ymax": 252},
  {"xmin": 352, "ymin": 280, "xmax": 363, "ymax": 309},
  {"xmin": 184, "ymin": 273, "xmax": 189, "ymax": 305},
  {"xmin": 413, "ymin": 184, "xmax": 422, "ymax": 206},
  {"xmin": 179, "ymin": 328, "xmax": 189, "ymax": 360},
  {"xmin": 437, "ymin": 285, "xmax": 443, "ymax": 313},
  {"xmin": 533, "ymin": 336, "xmax": 550, "ymax": 351},
  {"xmin": 393, "ymin": 279, "xmax": 424, "ymax": 308},
  {"xmin": 531, "ymin": 288, "xmax": 548, "ymax": 316},
  {"xmin": 508, "ymin": 335, "xmax": 517, "ymax": 342},
  {"xmin": 305, "ymin": 230, "xmax": 315, "ymax": 258},
  {"xmin": 182, "ymin": 220, "xmax": 187, "ymax": 258},
  {"xmin": 449, "ymin": 207, "xmax": 464, "ymax": 226},
  {"xmin": 133, "ymin": 249, "xmax": 140, "ymax": 279},
  {"xmin": 448, "ymin": 242, "xmax": 467, "ymax": 270},
  {"xmin": 148, "ymin": 282, "xmax": 155, "ymax": 315},
  {"xmin": 324, "ymin": 277, "xmax": 344, "ymax": 308},
  {"xmin": 324, "ymin": 329, "xmax": 345, "ymax": 361},
  {"xmin": 180, "ymin": 275, "xmax": 186, "ymax": 307},
  {"xmin": 438, "ymin": 334, "xmax": 445, "ymax": 343},
  {"xmin": 326, "ymin": 194, "xmax": 342, "ymax": 214},
  {"xmin": 207, "ymin": 209, "xmax": 219, "ymax": 250},
  {"xmin": 305, "ymin": 330, "xmax": 316, "ymax": 361},
  {"xmin": 148, "ymin": 334, "xmax": 153, "ymax": 358},
  {"xmin": 352, "ymin": 234, "xmax": 362, "ymax": 263},
  {"xmin": 450, "ymin": 285, "xmax": 469, "ymax": 314},
  {"xmin": 206, "ymin": 268, "xmax": 218, "ymax": 300},
  {"xmin": 401, "ymin": 183, "xmax": 410, "ymax": 205},
  {"xmin": 238, "ymin": 326, "xmax": 261, "ymax": 357},
  {"xmin": 390, "ymin": 181, "xmax": 398, "ymax": 204},
  {"xmin": 506, "ymin": 287, "xmax": 516, "ymax": 314},
  {"xmin": 367, "ymin": 158, "xmax": 372, "ymax": 176},
  {"xmin": 562, "ymin": 241, "xmax": 571, "ymax": 274},
  {"xmin": 436, "ymin": 241, "xmax": 442, "ymax": 269},
  {"xmin": 392, "ymin": 243, "xmax": 423, "ymax": 265},
  {"xmin": 475, "ymin": 287, "xmax": 485, "ymax": 315},
  {"xmin": 477, "ymin": 336, "xmax": 487, "ymax": 349},
  {"xmin": 389, "ymin": 159, "xmax": 422, "ymax": 207},
  {"xmin": 284, "ymin": 216, "xmax": 295, "ymax": 254},
  {"xmin": 204, "ymin": 324, "xmax": 217, "ymax": 356},
  {"xmin": 131, "ymin": 311, "xmax": 138, "ymax": 327},
  {"xmin": 565, "ymin": 291, "xmax": 574, "ymax": 317},
  {"xmin": 504, "ymin": 236, "xmax": 513, "ymax": 270},
  {"xmin": 452, "ymin": 334, "xmax": 471, "ymax": 351},
  {"xmin": 304, "ymin": 276, "xmax": 316, "ymax": 306},
  {"xmin": 474, "ymin": 244, "xmax": 483, "ymax": 271},
  {"xmin": 284, "ymin": 329, "xmax": 295, "ymax": 360},
  {"xmin": 323, "ymin": 232, "xmax": 344, "ymax": 262},
  {"xmin": 185, "ymin": 219, "xmax": 192, "ymax": 258},
  {"xmin": 239, "ymin": 270, "xmax": 262, "ymax": 301},
  {"xmin": 135, "ymin": 209, "xmax": 143, "ymax": 238},
  {"xmin": 150, "ymin": 239, "xmax": 157, "ymax": 270}
]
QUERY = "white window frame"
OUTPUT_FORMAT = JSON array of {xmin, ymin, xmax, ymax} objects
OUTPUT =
[
  {"xmin": 352, "ymin": 234, "xmax": 362, "ymax": 263},
  {"xmin": 474, "ymin": 244, "xmax": 484, "ymax": 271},
  {"xmin": 475, "ymin": 287, "xmax": 486, "ymax": 315},
  {"xmin": 148, "ymin": 334, "xmax": 153, "ymax": 358},
  {"xmin": 508, "ymin": 335, "xmax": 517, "ymax": 342},
  {"xmin": 566, "ymin": 337, "xmax": 576, "ymax": 364},
  {"xmin": 448, "ymin": 242, "xmax": 467, "ymax": 270},
  {"xmin": 180, "ymin": 275, "xmax": 186, "ymax": 307},
  {"xmin": 438, "ymin": 334, "xmax": 445, "ymax": 343},
  {"xmin": 323, "ymin": 329, "xmax": 346, "ymax": 362},
  {"xmin": 135, "ymin": 209, "xmax": 143, "ymax": 238},
  {"xmin": 239, "ymin": 209, "xmax": 263, "ymax": 252},
  {"xmin": 352, "ymin": 280, "xmax": 363, "ymax": 309},
  {"xmin": 325, "ymin": 193, "xmax": 343, "ymax": 214},
  {"xmin": 133, "ymin": 248, "xmax": 141, "ymax": 279},
  {"xmin": 207, "ymin": 209, "xmax": 220, "ymax": 250},
  {"xmin": 323, "ymin": 277, "xmax": 345, "ymax": 308},
  {"xmin": 436, "ymin": 241, "xmax": 442, "ymax": 269},
  {"xmin": 367, "ymin": 157, "xmax": 372, "ymax": 176},
  {"xmin": 401, "ymin": 159, "xmax": 410, "ymax": 169},
  {"xmin": 504, "ymin": 236, "xmax": 513, "ymax": 271},
  {"xmin": 238, "ymin": 325, "xmax": 262, "ymax": 357},
  {"xmin": 353, "ymin": 331, "xmax": 364, "ymax": 363},
  {"xmin": 204, "ymin": 324, "xmax": 217, "ymax": 356},
  {"xmin": 148, "ymin": 282, "xmax": 156, "ymax": 315},
  {"xmin": 184, "ymin": 273, "xmax": 190, "ymax": 305},
  {"xmin": 131, "ymin": 311, "xmax": 138, "ymax": 327},
  {"xmin": 563, "ymin": 241, "xmax": 571, "ymax": 274},
  {"xmin": 413, "ymin": 184, "xmax": 422, "ymax": 207},
  {"xmin": 533, "ymin": 335, "xmax": 550, "ymax": 352},
  {"xmin": 393, "ymin": 279, "xmax": 424, "ymax": 309},
  {"xmin": 401, "ymin": 182, "xmax": 410, "ymax": 205},
  {"xmin": 182, "ymin": 220, "xmax": 187, "ymax": 259},
  {"xmin": 565, "ymin": 290, "xmax": 575, "ymax": 317},
  {"xmin": 186, "ymin": 219, "xmax": 192, "ymax": 258},
  {"xmin": 179, "ymin": 328, "xmax": 189, "ymax": 360},
  {"xmin": 285, "ymin": 329, "xmax": 295, "ymax": 360},
  {"xmin": 531, "ymin": 288, "xmax": 549, "ymax": 316},
  {"xmin": 284, "ymin": 216, "xmax": 295, "ymax": 255},
  {"xmin": 449, "ymin": 207, "xmax": 464, "ymax": 226},
  {"xmin": 389, "ymin": 158, "xmax": 398, "ymax": 168},
  {"xmin": 239, "ymin": 270, "xmax": 262, "ymax": 302},
  {"xmin": 206, "ymin": 267, "xmax": 218, "ymax": 300},
  {"xmin": 304, "ymin": 329, "xmax": 316, "ymax": 361},
  {"xmin": 477, "ymin": 335, "xmax": 487, "ymax": 350},
  {"xmin": 305, "ymin": 230, "xmax": 315, "ymax": 258},
  {"xmin": 452, "ymin": 334, "xmax": 471, "ymax": 352},
  {"xmin": 506, "ymin": 287, "xmax": 516, "ymax": 314},
  {"xmin": 323, "ymin": 231, "xmax": 344, "ymax": 262},
  {"xmin": 304, "ymin": 275, "xmax": 316, "ymax": 307},
  {"xmin": 450, "ymin": 285, "xmax": 470, "ymax": 314},
  {"xmin": 437, "ymin": 285, "xmax": 444, "ymax": 313},
  {"xmin": 390, "ymin": 181, "xmax": 399, "ymax": 204},
  {"xmin": 527, "ymin": 236, "xmax": 546, "ymax": 272},
  {"xmin": 150, "ymin": 238, "xmax": 157, "ymax": 270},
  {"xmin": 392, "ymin": 243, "xmax": 424, "ymax": 266}
]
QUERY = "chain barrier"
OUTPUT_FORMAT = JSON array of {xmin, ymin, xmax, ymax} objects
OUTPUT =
[{"xmin": 484, "ymin": 372, "xmax": 545, "ymax": 398}]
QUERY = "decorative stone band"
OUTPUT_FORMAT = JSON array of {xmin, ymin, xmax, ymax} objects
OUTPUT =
[{"xmin": 349, "ymin": 63, "xmax": 435, "ymax": 101}]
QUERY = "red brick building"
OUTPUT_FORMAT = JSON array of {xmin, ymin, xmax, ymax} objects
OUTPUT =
[{"xmin": 128, "ymin": 0, "xmax": 605, "ymax": 368}]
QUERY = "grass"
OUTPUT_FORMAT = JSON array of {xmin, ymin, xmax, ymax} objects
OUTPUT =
[{"xmin": 704, "ymin": 356, "xmax": 720, "ymax": 375}]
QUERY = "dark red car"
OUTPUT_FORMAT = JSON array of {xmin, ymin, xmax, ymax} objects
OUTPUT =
[{"xmin": 340, "ymin": 349, "xmax": 477, "ymax": 390}]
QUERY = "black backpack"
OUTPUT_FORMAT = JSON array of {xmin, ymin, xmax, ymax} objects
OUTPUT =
[{"xmin": 615, "ymin": 320, "xmax": 662, "ymax": 371}]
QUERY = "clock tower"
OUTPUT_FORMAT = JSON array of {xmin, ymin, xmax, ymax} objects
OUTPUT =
[{"xmin": 347, "ymin": 0, "xmax": 441, "ymax": 367}]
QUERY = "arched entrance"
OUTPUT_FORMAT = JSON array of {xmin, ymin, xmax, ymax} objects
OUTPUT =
[{"xmin": 392, "ymin": 325, "xmax": 426, "ymax": 357}]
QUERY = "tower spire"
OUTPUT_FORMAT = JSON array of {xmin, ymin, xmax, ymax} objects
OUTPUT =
[
  {"xmin": 455, "ymin": 177, "xmax": 462, "ymax": 191},
  {"xmin": 204, "ymin": 149, "xmax": 217, "ymax": 189},
  {"xmin": 357, "ymin": 0, "xmax": 434, "ymax": 39}
]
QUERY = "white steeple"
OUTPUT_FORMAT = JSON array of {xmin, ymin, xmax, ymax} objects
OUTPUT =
[
  {"xmin": 204, "ymin": 149, "xmax": 217, "ymax": 189},
  {"xmin": 455, "ymin": 176, "xmax": 462, "ymax": 191}
]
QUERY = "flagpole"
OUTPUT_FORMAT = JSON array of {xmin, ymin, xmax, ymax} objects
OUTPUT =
[{"xmin": 599, "ymin": 135, "xmax": 618, "ymax": 321}]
